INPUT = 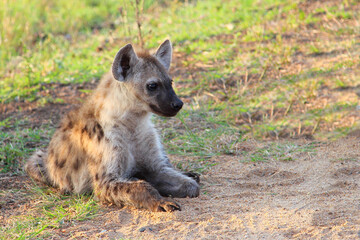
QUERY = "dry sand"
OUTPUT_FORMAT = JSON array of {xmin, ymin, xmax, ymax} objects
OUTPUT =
[
  {"xmin": 1, "ymin": 138, "xmax": 359, "ymax": 239},
  {"xmin": 42, "ymin": 137, "xmax": 360, "ymax": 239}
]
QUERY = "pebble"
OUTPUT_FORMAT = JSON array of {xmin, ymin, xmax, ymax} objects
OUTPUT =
[{"xmin": 139, "ymin": 227, "xmax": 153, "ymax": 232}]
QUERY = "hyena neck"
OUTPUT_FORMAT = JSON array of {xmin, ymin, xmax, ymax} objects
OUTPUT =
[{"xmin": 94, "ymin": 75, "xmax": 151, "ymax": 128}]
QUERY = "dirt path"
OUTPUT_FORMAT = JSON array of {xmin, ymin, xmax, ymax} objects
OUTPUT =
[{"xmin": 21, "ymin": 137, "xmax": 355, "ymax": 239}]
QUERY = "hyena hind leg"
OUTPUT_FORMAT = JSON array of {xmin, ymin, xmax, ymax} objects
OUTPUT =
[
  {"xmin": 94, "ymin": 176, "xmax": 181, "ymax": 212},
  {"xmin": 24, "ymin": 150, "xmax": 50, "ymax": 185}
]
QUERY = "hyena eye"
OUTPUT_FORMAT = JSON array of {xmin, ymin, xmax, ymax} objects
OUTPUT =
[{"xmin": 146, "ymin": 83, "xmax": 158, "ymax": 91}]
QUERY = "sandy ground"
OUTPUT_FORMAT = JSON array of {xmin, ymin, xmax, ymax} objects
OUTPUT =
[{"xmin": 13, "ymin": 137, "xmax": 355, "ymax": 239}]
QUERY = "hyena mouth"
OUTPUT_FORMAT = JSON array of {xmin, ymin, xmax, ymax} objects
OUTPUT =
[{"xmin": 149, "ymin": 104, "xmax": 180, "ymax": 117}]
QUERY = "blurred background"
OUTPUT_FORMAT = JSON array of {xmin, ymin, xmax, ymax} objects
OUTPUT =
[{"xmin": 0, "ymin": 0, "xmax": 359, "ymax": 171}]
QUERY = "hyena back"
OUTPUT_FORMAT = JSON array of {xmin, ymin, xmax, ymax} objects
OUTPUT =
[{"xmin": 25, "ymin": 40, "xmax": 200, "ymax": 212}]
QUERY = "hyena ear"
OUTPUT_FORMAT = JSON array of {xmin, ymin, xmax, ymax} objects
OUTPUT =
[
  {"xmin": 112, "ymin": 44, "xmax": 139, "ymax": 81},
  {"xmin": 154, "ymin": 39, "xmax": 172, "ymax": 71}
]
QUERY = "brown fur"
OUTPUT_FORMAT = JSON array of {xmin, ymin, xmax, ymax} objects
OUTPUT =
[{"xmin": 25, "ymin": 40, "xmax": 199, "ymax": 212}]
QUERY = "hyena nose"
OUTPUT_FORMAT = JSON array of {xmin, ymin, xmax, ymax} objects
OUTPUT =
[{"xmin": 171, "ymin": 100, "xmax": 183, "ymax": 111}]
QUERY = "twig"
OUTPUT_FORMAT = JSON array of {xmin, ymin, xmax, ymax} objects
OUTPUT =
[
  {"xmin": 134, "ymin": 0, "xmax": 144, "ymax": 48},
  {"xmin": 297, "ymin": 121, "xmax": 302, "ymax": 135},
  {"xmin": 311, "ymin": 118, "xmax": 321, "ymax": 135},
  {"xmin": 258, "ymin": 66, "xmax": 267, "ymax": 82},
  {"xmin": 284, "ymin": 100, "xmax": 293, "ymax": 116}
]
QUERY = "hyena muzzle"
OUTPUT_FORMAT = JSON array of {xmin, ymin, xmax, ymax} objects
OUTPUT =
[{"xmin": 25, "ymin": 40, "xmax": 200, "ymax": 212}]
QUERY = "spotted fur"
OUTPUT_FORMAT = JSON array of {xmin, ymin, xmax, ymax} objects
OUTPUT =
[{"xmin": 24, "ymin": 40, "xmax": 199, "ymax": 212}]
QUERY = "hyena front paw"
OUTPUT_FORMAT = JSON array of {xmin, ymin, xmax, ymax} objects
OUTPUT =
[
  {"xmin": 183, "ymin": 172, "xmax": 200, "ymax": 183},
  {"xmin": 156, "ymin": 199, "xmax": 181, "ymax": 212},
  {"xmin": 177, "ymin": 180, "xmax": 199, "ymax": 198}
]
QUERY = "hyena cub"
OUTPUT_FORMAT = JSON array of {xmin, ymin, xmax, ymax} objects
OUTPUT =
[{"xmin": 25, "ymin": 40, "xmax": 200, "ymax": 212}]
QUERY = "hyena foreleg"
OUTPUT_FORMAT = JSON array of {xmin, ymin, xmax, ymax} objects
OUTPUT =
[
  {"xmin": 143, "ymin": 164, "xmax": 200, "ymax": 198},
  {"xmin": 91, "ymin": 142, "xmax": 180, "ymax": 212}
]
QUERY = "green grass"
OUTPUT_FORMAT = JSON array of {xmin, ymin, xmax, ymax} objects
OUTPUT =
[
  {"xmin": 0, "ymin": 186, "xmax": 99, "ymax": 239},
  {"xmin": 0, "ymin": 0, "xmax": 358, "ymax": 163},
  {"xmin": 244, "ymin": 142, "xmax": 317, "ymax": 162},
  {"xmin": 1, "ymin": 0, "xmax": 123, "ymax": 67},
  {"xmin": 0, "ymin": 118, "xmax": 53, "ymax": 173},
  {"xmin": 1, "ymin": 0, "xmax": 359, "ymax": 170},
  {"xmin": 156, "ymin": 108, "xmax": 244, "ymax": 173},
  {"xmin": 0, "ymin": 0, "xmax": 156, "ymax": 103}
]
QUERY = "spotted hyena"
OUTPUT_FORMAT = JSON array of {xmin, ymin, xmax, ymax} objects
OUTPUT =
[{"xmin": 25, "ymin": 40, "xmax": 200, "ymax": 212}]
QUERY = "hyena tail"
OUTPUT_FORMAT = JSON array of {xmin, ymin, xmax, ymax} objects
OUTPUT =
[{"xmin": 24, "ymin": 150, "xmax": 50, "ymax": 185}]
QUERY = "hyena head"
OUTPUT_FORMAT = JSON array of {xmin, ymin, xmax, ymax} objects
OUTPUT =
[{"xmin": 112, "ymin": 40, "xmax": 183, "ymax": 117}]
